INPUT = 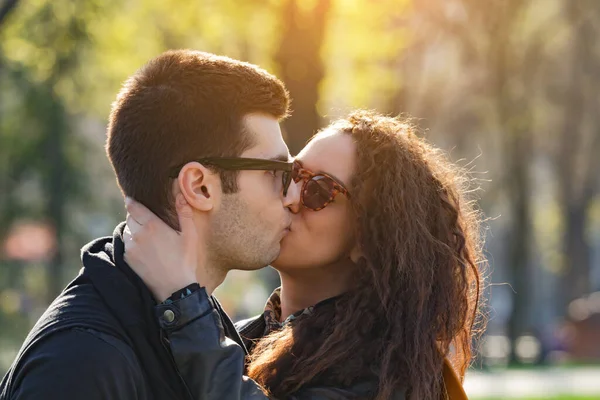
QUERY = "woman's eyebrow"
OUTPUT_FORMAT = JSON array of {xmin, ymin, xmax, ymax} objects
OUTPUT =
[
  {"xmin": 299, "ymin": 159, "xmax": 348, "ymax": 186},
  {"xmin": 319, "ymin": 171, "xmax": 347, "ymax": 187}
]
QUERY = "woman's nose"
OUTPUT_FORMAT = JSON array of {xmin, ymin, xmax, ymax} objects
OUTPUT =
[{"xmin": 283, "ymin": 178, "xmax": 302, "ymax": 213}]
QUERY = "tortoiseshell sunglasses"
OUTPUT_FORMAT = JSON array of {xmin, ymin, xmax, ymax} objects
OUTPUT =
[
  {"xmin": 170, "ymin": 157, "xmax": 294, "ymax": 195},
  {"xmin": 292, "ymin": 160, "xmax": 350, "ymax": 211}
]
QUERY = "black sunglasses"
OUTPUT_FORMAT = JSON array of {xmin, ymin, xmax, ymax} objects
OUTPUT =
[{"xmin": 170, "ymin": 157, "xmax": 294, "ymax": 195}]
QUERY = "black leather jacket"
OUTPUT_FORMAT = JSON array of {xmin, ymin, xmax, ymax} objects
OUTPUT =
[{"xmin": 157, "ymin": 289, "xmax": 404, "ymax": 400}]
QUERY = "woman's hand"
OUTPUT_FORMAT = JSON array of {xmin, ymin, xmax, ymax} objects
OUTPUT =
[{"xmin": 123, "ymin": 194, "xmax": 199, "ymax": 302}]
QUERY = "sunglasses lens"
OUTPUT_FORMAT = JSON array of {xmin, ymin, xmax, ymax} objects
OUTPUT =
[{"xmin": 303, "ymin": 176, "xmax": 335, "ymax": 210}]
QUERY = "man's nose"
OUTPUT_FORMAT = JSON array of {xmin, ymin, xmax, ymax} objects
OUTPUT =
[{"xmin": 283, "ymin": 178, "xmax": 301, "ymax": 213}]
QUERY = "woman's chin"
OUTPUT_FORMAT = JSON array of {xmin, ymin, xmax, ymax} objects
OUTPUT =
[
  {"xmin": 272, "ymin": 241, "xmax": 300, "ymax": 270},
  {"xmin": 273, "ymin": 234, "xmax": 315, "ymax": 271},
  {"xmin": 271, "ymin": 246, "xmax": 291, "ymax": 269}
]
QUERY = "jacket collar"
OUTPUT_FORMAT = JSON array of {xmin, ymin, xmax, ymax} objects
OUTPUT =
[{"xmin": 80, "ymin": 222, "xmax": 192, "ymax": 400}]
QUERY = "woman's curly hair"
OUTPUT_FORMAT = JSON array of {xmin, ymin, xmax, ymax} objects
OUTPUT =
[{"xmin": 247, "ymin": 110, "xmax": 486, "ymax": 399}]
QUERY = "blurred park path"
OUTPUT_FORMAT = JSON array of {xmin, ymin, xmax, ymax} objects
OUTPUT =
[{"xmin": 464, "ymin": 366, "xmax": 600, "ymax": 398}]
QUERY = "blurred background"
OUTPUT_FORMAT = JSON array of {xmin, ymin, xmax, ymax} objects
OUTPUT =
[{"xmin": 1, "ymin": 0, "xmax": 599, "ymax": 398}]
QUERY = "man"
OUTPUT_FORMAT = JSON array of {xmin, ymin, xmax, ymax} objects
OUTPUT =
[{"xmin": 0, "ymin": 49, "xmax": 295, "ymax": 400}]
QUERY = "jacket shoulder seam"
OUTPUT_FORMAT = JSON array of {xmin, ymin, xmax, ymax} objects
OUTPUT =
[{"xmin": 71, "ymin": 327, "xmax": 141, "ymax": 374}]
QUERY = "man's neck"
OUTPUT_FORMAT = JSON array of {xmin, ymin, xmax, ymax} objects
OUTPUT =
[
  {"xmin": 198, "ymin": 249, "xmax": 228, "ymax": 296},
  {"xmin": 197, "ymin": 265, "xmax": 226, "ymax": 296},
  {"xmin": 277, "ymin": 259, "xmax": 356, "ymax": 322}
]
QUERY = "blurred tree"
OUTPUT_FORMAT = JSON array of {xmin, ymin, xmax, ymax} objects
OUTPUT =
[
  {"xmin": 0, "ymin": 0, "xmax": 19, "ymax": 26},
  {"xmin": 319, "ymin": 0, "xmax": 408, "ymax": 121},
  {"xmin": 555, "ymin": 0, "xmax": 600, "ymax": 311},
  {"xmin": 275, "ymin": 0, "xmax": 332, "ymax": 154},
  {"xmin": 484, "ymin": 1, "xmax": 536, "ymax": 364},
  {"xmin": 0, "ymin": 0, "xmax": 100, "ymax": 302},
  {"xmin": 0, "ymin": 0, "xmax": 21, "ymax": 239},
  {"xmin": 411, "ymin": 0, "xmax": 565, "ymax": 364}
]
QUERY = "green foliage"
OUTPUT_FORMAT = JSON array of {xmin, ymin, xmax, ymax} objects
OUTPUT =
[{"xmin": 321, "ymin": 0, "xmax": 410, "ymax": 113}]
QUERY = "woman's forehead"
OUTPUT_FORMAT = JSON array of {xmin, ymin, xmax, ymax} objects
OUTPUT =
[{"xmin": 296, "ymin": 131, "xmax": 355, "ymax": 185}]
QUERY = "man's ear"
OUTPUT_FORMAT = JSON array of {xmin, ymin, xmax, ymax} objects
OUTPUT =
[{"xmin": 176, "ymin": 162, "xmax": 219, "ymax": 212}]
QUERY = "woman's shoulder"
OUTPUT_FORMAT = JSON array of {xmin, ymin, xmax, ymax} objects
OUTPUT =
[{"xmin": 443, "ymin": 358, "xmax": 469, "ymax": 400}]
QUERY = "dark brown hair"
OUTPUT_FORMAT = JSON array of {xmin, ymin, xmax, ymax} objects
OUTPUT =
[
  {"xmin": 247, "ymin": 110, "xmax": 485, "ymax": 399},
  {"xmin": 106, "ymin": 50, "xmax": 290, "ymax": 228}
]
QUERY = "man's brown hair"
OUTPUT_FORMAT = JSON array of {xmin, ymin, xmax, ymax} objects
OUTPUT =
[{"xmin": 106, "ymin": 50, "xmax": 290, "ymax": 228}]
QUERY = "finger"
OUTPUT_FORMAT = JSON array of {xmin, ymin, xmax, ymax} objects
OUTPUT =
[
  {"xmin": 175, "ymin": 193, "xmax": 195, "ymax": 236},
  {"xmin": 123, "ymin": 244, "xmax": 137, "ymax": 265},
  {"xmin": 126, "ymin": 212, "xmax": 143, "ymax": 236},
  {"xmin": 123, "ymin": 224, "xmax": 132, "ymax": 243},
  {"xmin": 122, "ymin": 225, "xmax": 137, "ymax": 261},
  {"xmin": 125, "ymin": 197, "xmax": 155, "ymax": 226}
]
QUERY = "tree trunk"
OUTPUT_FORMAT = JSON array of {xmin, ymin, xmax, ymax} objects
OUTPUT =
[
  {"xmin": 489, "ymin": 7, "xmax": 534, "ymax": 362},
  {"xmin": 44, "ymin": 89, "xmax": 68, "ymax": 303},
  {"xmin": 558, "ymin": 0, "xmax": 596, "ymax": 312},
  {"xmin": 504, "ymin": 116, "xmax": 533, "ymax": 364},
  {"xmin": 275, "ymin": 0, "xmax": 331, "ymax": 154},
  {"xmin": 0, "ymin": 0, "xmax": 20, "ymax": 28}
]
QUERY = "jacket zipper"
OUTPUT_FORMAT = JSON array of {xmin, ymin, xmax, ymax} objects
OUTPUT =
[{"xmin": 160, "ymin": 328, "xmax": 195, "ymax": 400}]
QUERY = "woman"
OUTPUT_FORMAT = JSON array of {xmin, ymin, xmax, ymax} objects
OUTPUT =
[{"xmin": 126, "ymin": 110, "xmax": 485, "ymax": 399}]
